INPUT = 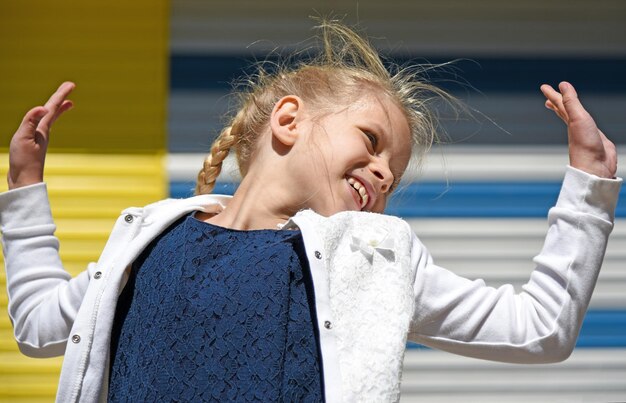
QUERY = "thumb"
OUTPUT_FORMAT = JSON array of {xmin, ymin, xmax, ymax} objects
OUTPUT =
[
  {"xmin": 559, "ymin": 81, "xmax": 587, "ymax": 123},
  {"xmin": 20, "ymin": 106, "xmax": 49, "ymax": 133}
]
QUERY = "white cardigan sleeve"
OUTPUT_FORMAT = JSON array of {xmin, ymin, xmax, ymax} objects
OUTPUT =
[
  {"xmin": 407, "ymin": 166, "xmax": 622, "ymax": 363},
  {"xmin": 0, "ymin": 183, "xmax": 91, "ymax": 357}
]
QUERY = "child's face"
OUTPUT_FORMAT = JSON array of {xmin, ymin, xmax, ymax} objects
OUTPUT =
[{"xmin": 292, "ymin": 94, "xmax": 412, "ymax": 215}]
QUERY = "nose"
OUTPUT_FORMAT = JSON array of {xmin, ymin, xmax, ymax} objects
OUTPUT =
[{"xmin": 370, "ymin": 157, "xmax": 394, "ymax": 194}]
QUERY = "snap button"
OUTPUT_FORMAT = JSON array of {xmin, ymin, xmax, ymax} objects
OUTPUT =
[
  {"xmin": 324, "ymin": 320, "xmax": 332, "ymax": 329},
  {"xmin": 94, "ymin": 271, "xmax": 102, "ymax": 279},
  {"xmin": 71, "ymin": 334, "xmax": 81, "ymax": 344},
  {"xmin": 124, "ymin": 214, "xmax": 134, "ymax": 223},
  {"xmin": 314, "ymin": 251, "xmax": 322, "ymax": 260}
]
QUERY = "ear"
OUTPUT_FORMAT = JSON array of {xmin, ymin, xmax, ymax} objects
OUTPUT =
[{"xmin": 270, "ymin": 95, "xmax": 304, "ymax": 147}]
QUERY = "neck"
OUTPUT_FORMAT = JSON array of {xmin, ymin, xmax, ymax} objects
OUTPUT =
[{"xmin": 201, "ymin": 170, "xmax": 299, "ymax": 231}]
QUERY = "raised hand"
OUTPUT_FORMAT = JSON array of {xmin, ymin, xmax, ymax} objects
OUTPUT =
[
  {"xmin": 7, "ymin": 82, "xmax": 75, "ymax": 190},
  {"xmin": 540, "ymin": 81, "xmax": 617, "ymax": 179}
]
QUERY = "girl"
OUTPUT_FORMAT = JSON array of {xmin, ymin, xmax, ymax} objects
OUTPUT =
[{"xmin": 1, "ymin": 22, "xmax": 621, "ymax": 402}]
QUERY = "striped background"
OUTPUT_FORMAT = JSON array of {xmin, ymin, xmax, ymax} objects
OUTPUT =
[
  {"xmin": 1, "ymin": 0, "xmax": 625, "ymax": 401},
  {"xmin": 168, "ymin": 2, "xmax": 626, "ymax": 401}
]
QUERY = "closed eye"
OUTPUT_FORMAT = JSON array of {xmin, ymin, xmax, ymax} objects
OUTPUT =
[{"xmin": 362, "ymin": 130, "xmax": 378, "ymax": 151}]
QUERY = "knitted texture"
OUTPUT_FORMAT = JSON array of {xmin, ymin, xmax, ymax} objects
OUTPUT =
[{"xmin": 108, "ymin": 215, "xmax": 323, "ymax": 401}]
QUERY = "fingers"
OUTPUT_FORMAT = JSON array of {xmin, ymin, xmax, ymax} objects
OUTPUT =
[
  {"xmin": 39, "ymin": 81, "xmax": 76, "ymax": 132},
  {"xmin": 48, "ymin": 100, "xmax": 74, "ymax": 126},
  {"xmin": 540, "ymin": 84, "xmax": 568, "ymax": 122},
  {"xmin": 544, "ymin": 99, "xmax": 568, "ymax": 123}
]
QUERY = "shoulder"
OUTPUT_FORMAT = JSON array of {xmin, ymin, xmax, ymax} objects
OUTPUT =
[
  {"xmin": 294, "ymin": 209, "xmax": 414, "ymax": 246},
  {"xmin": 126, "ymin": 194, "xmax": 232, "ymax": 215},
  {"xmin": 97, "ymin": 194, "xmax": 234, "ymax": 260}
]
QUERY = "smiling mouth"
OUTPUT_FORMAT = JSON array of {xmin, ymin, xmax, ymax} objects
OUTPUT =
[{"xmin": 347, "ymin": 177, "xmax": 369, "ymax": 209}]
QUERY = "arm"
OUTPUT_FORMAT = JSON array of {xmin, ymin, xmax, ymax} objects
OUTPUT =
[
  {"xmin": 1, "ymin": 184, "xmax": 92, "ymax": 357},
  {"xmin": 408, "ymin": 167, "xmax": 620, "ymax": 363},
  {"xmin": 408, "ymin": 83, "xmax": 621, "ymax": 363},
  {"xmin": 1, "ymin": 83, "xmax": 92, "ymax": 357}
]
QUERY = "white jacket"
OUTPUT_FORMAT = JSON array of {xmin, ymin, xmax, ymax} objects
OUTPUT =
[{"xmin": 0, "ymin": 167, "xmax": 621, "ymax": 402}]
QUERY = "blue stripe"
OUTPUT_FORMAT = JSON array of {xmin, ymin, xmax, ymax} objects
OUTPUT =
[
  {"xmin": 171, "ymin": 181, "xmax": 626, "ymax": 218},
  {"xmin": 170, "ymin": 55, "xmax": 626, "ymax": 94},
  {"xmin": 407, "ymin": 310, "xmax": 626, "ymax": 349},
  {"xmin": 171, "ymin": 182, "xmax": 238, "ymax": 199},
  {"xmin": 576, "ymin": 310, "xmax": 626, "ymax": 348}
]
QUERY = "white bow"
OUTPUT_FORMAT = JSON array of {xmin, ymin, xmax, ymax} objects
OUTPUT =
[{"xmin": 350, "ymin": 234, "xmax": 396, "ymax": 264}]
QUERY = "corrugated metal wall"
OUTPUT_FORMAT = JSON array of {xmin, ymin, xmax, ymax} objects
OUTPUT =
[
  {"xmin": 0, "ymin": 1, "xmax": 169, "ymax": 401},
  {"xmin": 1, "ymin": 0, "xmax": 625, "ymax": 401},
  {"xmin": 0, "ymin": 2, "xmax": 169, "ymax": 153},
  {"xmin": 167, "ymin": 1, "xmax": 626, "ymax": 401}
]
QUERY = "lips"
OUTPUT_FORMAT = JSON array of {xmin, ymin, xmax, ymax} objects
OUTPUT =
[{"xmin": 347, "ymin": 176, "xmax": 370, "ymax": 210}]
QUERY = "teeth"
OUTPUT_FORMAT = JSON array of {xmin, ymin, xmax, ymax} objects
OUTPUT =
[
  {"xmin": 347, "ymin": 177, "xmax": 369, "ymax": 209},
  {"xmin": 361, "ymin": 193, "xmax": 369, "ymax": 208}
]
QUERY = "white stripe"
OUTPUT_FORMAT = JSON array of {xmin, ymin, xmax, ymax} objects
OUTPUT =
[
  {"xmin": 405, "ymin": 218, "xmax": 626, "ymax": 308},
  {"xmin": 400, "ymin": 348, "xmax": 626, "ymax": 401},
  {"xmin": 167, "ymin": 147, "xmax": 626, "ymax": 182}
]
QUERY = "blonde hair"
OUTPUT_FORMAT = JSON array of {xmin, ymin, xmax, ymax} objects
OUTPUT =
[{"xmin": 195, "ymin": 19, "xmax": 453, "ymax": 195}]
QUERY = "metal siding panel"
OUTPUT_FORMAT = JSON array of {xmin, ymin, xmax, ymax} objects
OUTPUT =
[
  {"xmin": 170, "ymin": 0, "xmax": 626, "ymax": 56},
  {"xmin": 0, "ymin": 1, "xmax": 169, "ymax": 153},
  {"xmin": 0, "ymin": 2, "xmax": 169, "ymax": 400},
  {"xmin": 400, "ymin": 348, "xmax": 626, "ymax": 401}
]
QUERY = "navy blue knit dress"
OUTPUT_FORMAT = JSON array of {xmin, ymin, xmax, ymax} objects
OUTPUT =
[{"xmin": 108, "ymin": 214, "xmax": 324, "ymax": 402}]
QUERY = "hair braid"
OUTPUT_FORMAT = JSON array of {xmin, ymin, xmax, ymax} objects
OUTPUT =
[{"xmin": 195, "ymin": 125, "xmax": 237, "ymax": 195}]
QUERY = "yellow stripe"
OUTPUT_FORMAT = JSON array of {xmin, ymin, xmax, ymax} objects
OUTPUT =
[{"xmin": 0, "ymin": 150, "xmax": 166, "ymax": 398}]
